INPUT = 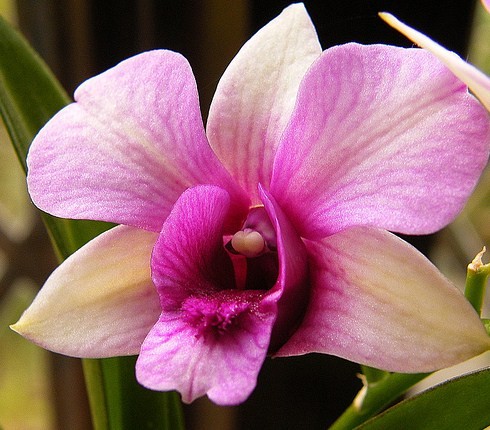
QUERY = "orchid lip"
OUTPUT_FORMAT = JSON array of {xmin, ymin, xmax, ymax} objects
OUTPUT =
[{"xmin": 181, "ymin": 293, "xmax": 253, "ymax": 340}]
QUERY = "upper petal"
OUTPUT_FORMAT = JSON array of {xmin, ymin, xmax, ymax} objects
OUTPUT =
[
  {"xmin": 277, "ymin": 227, "xmax": 490, "ymax": 372},
  {"xmin": 380, "ymin": 13, "xmax": 490, "ymax": 112},
  {"xmin": 27, "ymin": 50, "xmax": 248, "ymax": 231},
  {"xmin": 270, "ymin": 44, "xmax": 490, "ymax": 239},
  {"xmin": 206, "ymin": 3, "xmax": 321, "ymax": 202},
  {"xmin": 11, "ymin": 225, "xmax": 160, "ymax": 357}
]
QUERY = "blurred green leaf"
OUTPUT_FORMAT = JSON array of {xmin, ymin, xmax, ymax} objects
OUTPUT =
[
  {"xmin": 0, "ymin": 15, "xmax": 110, "ymax": 258},
  {"xmin": 0, "ymin": 16, "xmax": 69, "ymax": 171},
  {"xmin": 357, "ymin": 368, "xmax": 490, "ymax": 430},
  {"xmin": 0, "ymin": 16, "xmax": 184, "ymax": 429},
  {"xmin": 0, "ymin": 124, "xmax": 35, "ymax": 242},
  {"xmin": 84, "ymin": 358, "xmax": 184, "ymax": 430},
  {"xmin": 0, "ymin": 281, "xmax": 56, "ymax": 429}
]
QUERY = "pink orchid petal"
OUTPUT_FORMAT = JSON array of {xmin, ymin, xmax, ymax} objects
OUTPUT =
[
  {"xmin": 206, "ymin": 3, "xmax": 321, "ymax": 202},
  {"xmin": 137, "ymin": 186, "xmax": 276, "ymax": 404},
  {"xmin": 277, "ymin": 227, "xmax": 490, "ymax": 372},
  {"xmin": 271, "ymin": 44, "xmax": 490, "ymax": 239},
  {"xmin": 27, "ymin": 50, "xmax": 248, "ymax": 231},
  {"xmin": 11, "ymin": 225, "xmax": 160, "ymax": 357},
  {"xmin": 380, "ymin": 13, "xmax": 490, "ymax": 111}
]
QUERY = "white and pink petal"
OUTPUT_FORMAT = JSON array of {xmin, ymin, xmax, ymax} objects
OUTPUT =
[
  {"xmin": 277, "ymin": 227, "xmax": 490, "ymax": 372},
  {"xmin": 271, "ymin": 44, "xmax": 490, "ymax": 239},
  {"xmin": 483, "ymin": 0, "xmax": 490, "ymax": 13},
  {"xmin": 11, "ymin": 225, "xmax": 160, "ymax": 357},
  {"xmin": 206, "ymin": 3, "xmax": 322, "ymax": 202}
]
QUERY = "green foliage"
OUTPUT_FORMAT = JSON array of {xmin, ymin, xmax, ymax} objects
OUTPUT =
[
  {"xmin": 357, "ymin": 368, "xmax": 490, "ymax": 430},
  {"xmin": 0, "ymin": 17, "xmax": 69, "ymax": 171},
  {"xmin": 0, "ymin": 16, "xmax": 109, "ymax": 259},
  {"xmin": 84, "ymin": 358, "xmax": 184, "ymax": 430},
  {"xmin": 329, "ymin": 372, "xmax": 428, "ymax": 429}
]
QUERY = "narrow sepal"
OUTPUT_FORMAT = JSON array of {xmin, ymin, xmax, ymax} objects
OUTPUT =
[
  {"xmin": 12, "ymin": 225, "xmax": 160, "ymax": 357},
  {"xmin": 207, "ymin": 3, "xmax": 321, "ymax": 202}
]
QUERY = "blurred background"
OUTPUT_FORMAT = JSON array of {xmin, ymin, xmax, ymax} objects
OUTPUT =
[{"xmin": 0, "ymin": 0, "xmax": 489, "ymax": 429}]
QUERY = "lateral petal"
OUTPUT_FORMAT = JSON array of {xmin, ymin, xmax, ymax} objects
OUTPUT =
[
  {"xmin": 27, "ymin": 50, "xmax": 248, "ymax": 232},
  {"xmin": 271, "ymin": 44, "xmax": 490, "ymax": 239},
  {"xmin": 206, "ymin": 3, "xmax": 321, "ymax": 202},
  {"xmin": 380, "ymin": 12, "xmax": 490, "ymax": 111},
  {"xmin": 11, "ymin": 225, "xmax": 160, "ymax": 357},
  {"xmin": 277, "ymin": 227, "xmax": 490, "ymax": 372}
]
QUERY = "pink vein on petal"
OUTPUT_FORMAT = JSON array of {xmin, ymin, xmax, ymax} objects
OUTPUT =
[
  {"xmin": 271, "ymin": 44, "xmax": 490, "ymax": 239},
  {"xmin": 27, "ymin": 50, "xmax": 248, "ymax": 232}
]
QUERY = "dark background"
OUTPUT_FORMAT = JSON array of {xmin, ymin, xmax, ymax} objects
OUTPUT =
[
  {"xmin": 11, "ymin": 1, "xmax": 477, "ymax": 429},
  {"xmin": 17, "ymin": 0, "xmax": 475, "ymax": 113}
]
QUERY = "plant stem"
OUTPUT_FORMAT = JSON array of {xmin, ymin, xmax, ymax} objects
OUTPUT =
[
  {"xmin": 329, "ymin": 372, "xmax": 428, "ymax": 429},
  {"xmin": 465, "ymin": 247, "xmax": 490, "ymax": 316}
]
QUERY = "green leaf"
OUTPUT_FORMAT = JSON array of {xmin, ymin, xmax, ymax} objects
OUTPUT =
[
  {"xmin": 329, "ymin": 372, "xmax": 428, "ymax": 429},
  {"xmin": 84, "ymin": 358, "xmax": 184, "ymax": 430},
  {"xmin": 356, "ymin": 368, "xmax": 490, "ymax": 430},
  {"xmin": 0, "ymin": 15, "xmax": 110, "ymax": 259},
  {"xmin": 360, "ymin": 365, "xmax": 389, "ymax": 385},
  {"xmin": 0, "ymin": 16, "xmax": 69, "ymax": 171},
  {"xmin": 483, "ymin": 319, "xmax": 490, "ymax": 336},
  {"xmin": 0, "ymin": 17, "xmax": 184, "ymax": 429}
]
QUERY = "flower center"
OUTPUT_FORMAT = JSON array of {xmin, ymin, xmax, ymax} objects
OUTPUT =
[
  {"xmin": 225, "ymin": 206, "xmax": 279, "ymax": 291},
  {"xmin": 230, "ymin": 229, "xmax": 265, "ymax": 258},
  {"xmin": 227, "ymin": 206, "xmax": 277, "ymax": 258}
]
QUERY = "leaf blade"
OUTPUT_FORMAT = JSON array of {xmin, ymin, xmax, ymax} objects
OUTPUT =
[{"xmin": 357, "ymin": 368, "xmax": 490, "ymax": 430}]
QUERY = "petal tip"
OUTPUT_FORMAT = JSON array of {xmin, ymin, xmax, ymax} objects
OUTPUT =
[
  {"xmin": 10, "ymin": 313, "xmax": 34, "ymax": 337},
  {"xmin": 9, "ymin": 321, "xmax": 21, "ymax": 334},
  {"xmin": 9, "ymin": 314, "xmax": 50, "ymax": 351}
]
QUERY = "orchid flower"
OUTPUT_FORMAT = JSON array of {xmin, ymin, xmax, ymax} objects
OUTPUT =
[{"xmin": 12, "ymin": 3, "xmax": 490, "ymax": 405}]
